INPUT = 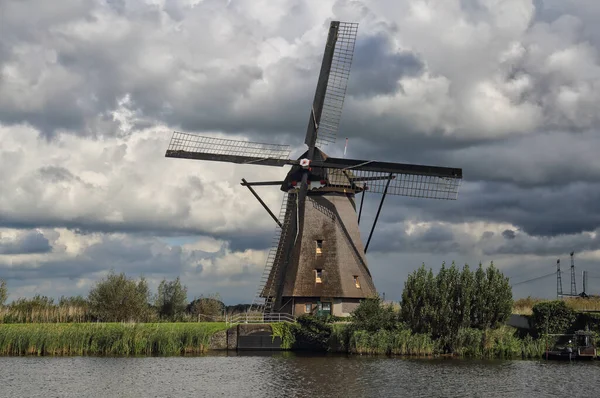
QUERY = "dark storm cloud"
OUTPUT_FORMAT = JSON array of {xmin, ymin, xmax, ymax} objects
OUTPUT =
[
  {"xmin": 370, "ymin": 180, "xmax": 600, "ymax": 238},
  {"xmin": 0, "ymin": 215, "xmax": 273, "ymax": 249},
  {"xmin": 224, "ymin": 231, "xmax": 273, "ymax": 252},
  {"xmin": 365, "ymin": 223, "xmax": 461, "ymax": 255},
  {"xmin": 0, "ymin": 235, "xmax": 204, "ymax": 281},
  {"xmin": 349, "ymin": 33, "xmax": 424, "ymax": 98},
  {"xmin": 490, "ymin": 232, "xmax": 600, "ymax": 257},
  {"xmin": 0, "ymin": 231, "xmax": 52, "ymax": 255}
]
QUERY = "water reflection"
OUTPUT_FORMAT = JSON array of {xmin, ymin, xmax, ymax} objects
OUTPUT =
[{"xmin": 0, "ymin": 353, "xmax": 598, "ymax": 398}]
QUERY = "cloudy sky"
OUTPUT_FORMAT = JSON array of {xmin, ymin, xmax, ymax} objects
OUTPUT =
[{"xmin": 2, "ymin": 0, "xmax": 600, "ymax": 304}]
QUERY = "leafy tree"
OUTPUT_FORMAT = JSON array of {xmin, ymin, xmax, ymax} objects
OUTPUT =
[
  {"xmin": 423, "ymin": 267, "xmax": 436, "ymax": 334},
  {"xmin": 433, "ymin": 262, "xmax": 452, "ymax": 340},
  {"xmin": 457, "ymin": 264, "xmax": 473, "ymax": 329},
  {"xmin": 59, "ymin": 295, "xmax": 88, "ymax": 308},
  {"xmin": 484, "ymin": 262, "xmax": 513, "ymax": 328},
  {"xmin": 401, "ymin": 264, "xmax": 429, "ymax": 334},
  {"xmin": 88, "ymin": 271, "xmax": 153, "ymax": 322},
  {"xmin": 443, "ymin": 262, "xmax": 460, "ymax": 342},
  {"xmin": 350, "ymin": 295, "xmax": 397, "ymax": 332},
  {"xmin": 188, "ymin": 294, "xmax": 225, "ymax": 321},
  {"xmin": 0, "ymin": 279, "xmax": 7, "ymax": 307},
  {"xmin": 156, "ymin": 277, "xmax": 188, "ymax": 321},
  {"xmin": 401, "ymin": 261, "xmax": 513, "ymax": 344},
  {"xmin": 532, "ymin": 300, "xmax": 577, "ymax": 336}
]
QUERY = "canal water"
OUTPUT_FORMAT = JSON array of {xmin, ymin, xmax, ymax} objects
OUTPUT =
[{"xmin": 1, "ymin": 353, "xmax": 598, "ymax": 397}]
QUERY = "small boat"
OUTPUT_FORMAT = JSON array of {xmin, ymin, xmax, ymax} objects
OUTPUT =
[{"xmin": 544, "ymin": 331, "xmax": 597, "ymax": 361}]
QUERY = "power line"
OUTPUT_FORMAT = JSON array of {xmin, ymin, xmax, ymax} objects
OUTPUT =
[
  {"xmin": 511, "ymin": 272, "xmax": 556, "ymax": 287},
  {"xmin": 505, "ymin": 264, "xmax": 557, "ymax": 282}
]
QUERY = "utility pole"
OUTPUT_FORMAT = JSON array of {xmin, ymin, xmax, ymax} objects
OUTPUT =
[
  {"xmin": 557, "ymin": 259, "xmax": 563, "ymax": 298},
  {"xmin": 570, "ymin": 251, "xmax": 577, "ymax": 296}
]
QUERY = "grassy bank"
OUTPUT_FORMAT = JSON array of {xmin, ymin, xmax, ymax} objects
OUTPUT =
[
  {"xmin": 513, "ymin": 296, "xmax": 600, "ymax": 315},
  {"xmin": 325, "ymin": 324, "xmax": 547, "ymax": 359},
  {"xmin": 0, "ymin": 323, "xmax": 228, "ymax": 356}
]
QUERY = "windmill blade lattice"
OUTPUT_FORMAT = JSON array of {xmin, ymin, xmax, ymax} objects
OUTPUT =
[
  {"xmin": 316, "ymin": 22, "xmax": 358, "ymax": 146},
  {"xmin": 324, "ymin": 168, "xmax": 461, "ymax": 199},
  {"xmin": 165, "ymin": 132, "xmax": 292, "ymax": 167}
]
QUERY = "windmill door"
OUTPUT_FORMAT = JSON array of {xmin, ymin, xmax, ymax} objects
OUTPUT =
[{"xmin": 318, "ymin": 301, "xmax": 332, "ymax": 316}]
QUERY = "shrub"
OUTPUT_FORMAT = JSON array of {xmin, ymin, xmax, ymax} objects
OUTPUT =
[
  {"xmin": 88, "ymin": 271, "xmax": 154, "ymax": 322},
  {"xmin": 293, "ymin": 315, "xmax": 332, "ymax": 351},
  {"xmin": 531, "ymin": 300, "xmax": 577, "ymax": 336},
  {"xmin": 349, "ymin": 296, "xmax": 397, "ymax": 333}
]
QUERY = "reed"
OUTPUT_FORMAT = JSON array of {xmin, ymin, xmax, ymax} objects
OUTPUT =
[
  {"xmin": 513, "ymin": 296, "xmax": 600, "ymax": 315},
  {"xmin": 346, "ymin": 325, "xmax": 545, "ymax": 359},
  {"xmin": 564, "ymin": 296, "xmax": 600, "ymax": 311},
  {"xmin": 0, "ymin": 323, "xmax": 228, "ymax": 356},
  {"xmin": 513, "ymin": 297, "xmax": 545, "ymax": 315},
  {"xmin": 349, "ymin": 329, "xmax": 436, "ymax": 356},
  {"xmin": 0, "ymin": 303, "xmax": 93, "ymax": 324}
]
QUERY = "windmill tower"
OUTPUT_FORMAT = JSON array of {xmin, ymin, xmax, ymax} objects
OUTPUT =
[{"xmin": 164, "ymin": 21, "xmax": 463, "ymax": 317}]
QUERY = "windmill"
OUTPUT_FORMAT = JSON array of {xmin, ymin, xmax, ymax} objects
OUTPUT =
[{"xmin": 165, "ymin": 21, "xmax": 463, "ymax": 317}]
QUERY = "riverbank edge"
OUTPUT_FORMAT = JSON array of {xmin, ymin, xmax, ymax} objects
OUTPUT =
[
  {"xmin": 0, "ymin": 322, "xmax": 229, "ymax": 356},
  {"xmin": 0, "ymin": 322, "xmax": 564, "ymax": 359}
]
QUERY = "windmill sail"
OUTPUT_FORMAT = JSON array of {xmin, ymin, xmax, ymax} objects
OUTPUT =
[
  {"xmin": 165, "ymin": 132, "xmax": 292, "ymax": 167},
  {"xmin": 305, "ymin": 21, "xmax": 358, "ymax": 148},
  {"xmin": 325, "ymin": 168, "xmax": 461, "ymax": 199},
  {"xmin": 313, "ymin": 157, "xmax": 462, "ymax": 199}
]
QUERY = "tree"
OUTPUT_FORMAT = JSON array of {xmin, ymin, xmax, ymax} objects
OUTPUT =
[
  {"xmin": 401, "ymin": 261, "xmax": 513, "ymax": 343},
  {"xmin": 0, "ymin": 279, "xmax": 7, "ymax": 307},
  {"xmin": 457, "ymin": 264, "xmax": 473, "ymax": 329},
  {"xmin": 350, "ymin": 295, "xmax": 397, "ymax": 332},
  {"xmin": 433, "ymin": 262, "xmax": 452, "ymax": 340},
  {"xmin": 470, "ymin": 263, "xmax": 487, "ymax": 329},
  {"xmin": 88, "ymin": 271, "xmax": 153, "ymax": 322},
  {"xmin": 401, "ymin": 264, "xmax": 429, "ymax": 334},
  {"xmin": 156, "ymin": 277, "xmax": 188, "ymax": 321},
  {"xmin": 484, "ymin": 262, "xmax": 513, "ymax": 328},
  {"xmin": 188, "ymin": 294, "xmax": 225, "ymax": 321},
  {"xmin": 532, "ymin": 300, "xmax": 576, "ymax": 336}
]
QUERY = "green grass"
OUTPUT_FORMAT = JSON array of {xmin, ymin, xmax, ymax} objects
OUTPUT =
[{"xmin": 0, "ymin": 323, "xmax": 228, "ymax": 356}]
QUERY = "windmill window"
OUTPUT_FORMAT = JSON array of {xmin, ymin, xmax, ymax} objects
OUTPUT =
[
  {"xmin": 316, "ymin": 240, "xmax": 323, "ymax": 255},
  {"xmin": 305, "ymin": 303, "xmax": 311, "ymax": 313},
  {"xmin": 315, "ymin": 269, "xmax": 323, "ymax": 283},
  {"xmin": 354, "ymin": 275, "xmax": 361, "ymax": 288}
]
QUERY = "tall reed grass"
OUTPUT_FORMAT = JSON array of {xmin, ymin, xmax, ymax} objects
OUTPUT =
[
  {"xmin": 0, "ymin": 323, "xmax": 228, "ymax": 356},
  {"xmin": 0, "ymin": 304, "xmax": 92, "ymax": 323},
  {"xmin": 513, "ymin": 296, "xmax": 600, "ymax": 315},
  {"xmin": 346, "ymin": 325, "xmax": 547, "ymax": 359},
  {"xmin": 349, "ymin": 329, "xmax": 436, "ymax": 356}
]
